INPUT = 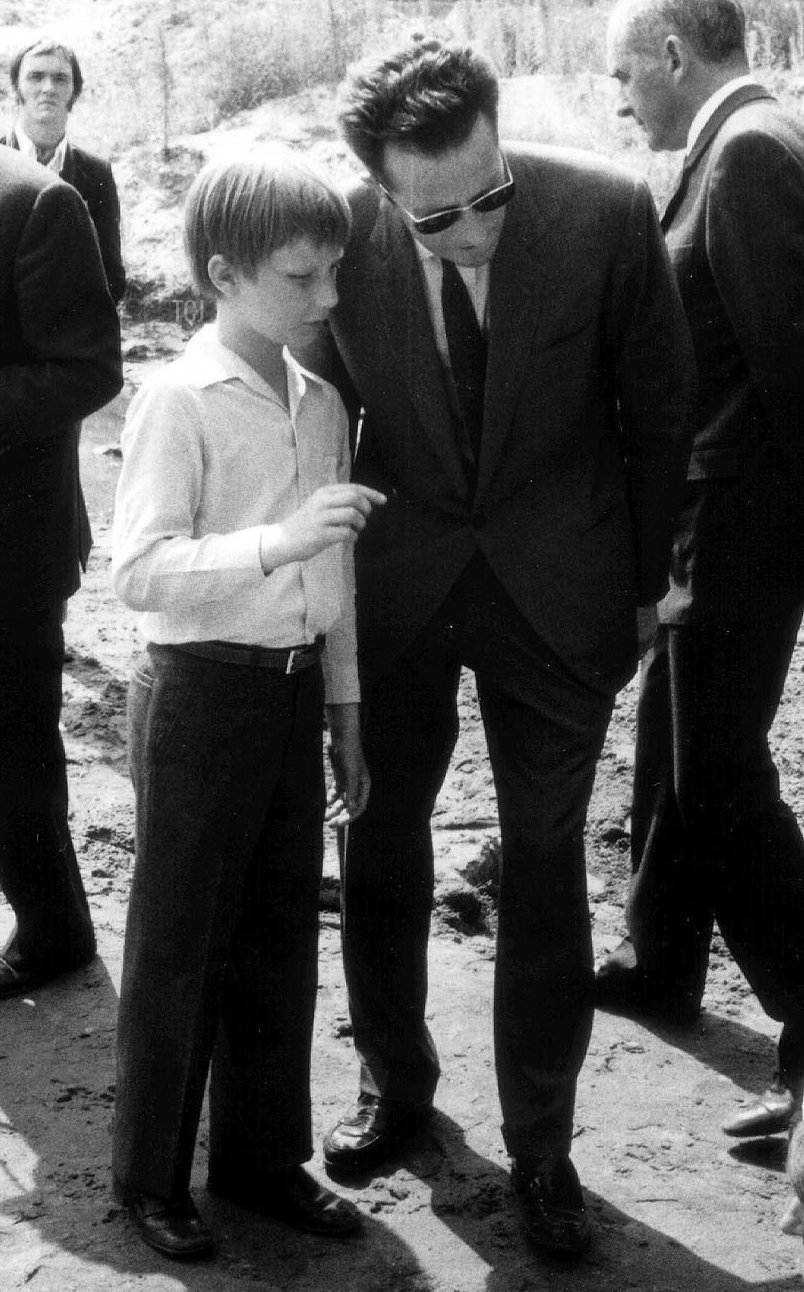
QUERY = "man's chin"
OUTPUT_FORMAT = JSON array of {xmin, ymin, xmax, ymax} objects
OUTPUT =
[
  {"xmin": 29, "ymin": 113, "xmax": 66, "ymax": 134},
  {"xmin": 448, "ymin": 244, "xmax": 497, "ymax": 269},
  {"xmin": 643, "ymin": 126, "xmax": 686, "ymax": 154}
]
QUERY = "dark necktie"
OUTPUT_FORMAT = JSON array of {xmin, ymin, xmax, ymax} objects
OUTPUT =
[
  {"xmin": 441, "ymin": 259, "xmax": 487, "ymax": 466},
  {"xmin": 661, "ymin": 157, "xmax": 691, "ymax": 228}
]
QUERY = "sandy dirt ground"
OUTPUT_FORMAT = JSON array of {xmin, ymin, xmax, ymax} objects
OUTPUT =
[{"xmin": 2, "ymin": 356, "xmax": 804, "ymax": 1291}]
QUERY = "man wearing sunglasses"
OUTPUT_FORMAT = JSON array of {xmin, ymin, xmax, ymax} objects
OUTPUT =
[{"xmin": 316, "ymin": 37, "xmax": 695, "ymax": 1257}]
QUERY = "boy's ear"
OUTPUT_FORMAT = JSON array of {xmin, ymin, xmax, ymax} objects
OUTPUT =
[{"xmin": 207, "ymin": 254, "xmax": 239, "ymax": 298}]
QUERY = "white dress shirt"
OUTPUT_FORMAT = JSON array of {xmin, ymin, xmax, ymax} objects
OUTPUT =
[
  {"xmin": 112, "ymin": 325, "xmax": 359, "ymax": 703},
  {"xmin": 686, "ymin": 75, "xmax": 760, "ymax": 154},
  {"xmin": 14, "ymin": 121, "xmax": 67, "ymax": 172},
  {"xmin": 414, "ymin": 239, "xmax": 490, "ymax": 372}
]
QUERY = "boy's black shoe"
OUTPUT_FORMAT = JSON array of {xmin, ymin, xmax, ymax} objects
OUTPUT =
[
  {"xmin": 323, "ymin": 1093, "xmax": 433, "ymax": 1173},
  {"xmin": 512, "ymin": 1155, "xmax": 591, "ymax": 1257},
  {"xmin": 208, "ymin": 1164, "xmax": 361, "ymax": 1236},
  {"xmin": 114, "ymin": 1180, "xmax": 215, "ymax": 1260}
]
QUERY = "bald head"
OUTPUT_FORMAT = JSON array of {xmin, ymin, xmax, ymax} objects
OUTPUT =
[
  {"xmin": 609, "ymin": 0, "xmax": 747, "ymax": 64},
  {"xmin": 607, "ymin": 0, "xmax": 749, "ymax": 151}
]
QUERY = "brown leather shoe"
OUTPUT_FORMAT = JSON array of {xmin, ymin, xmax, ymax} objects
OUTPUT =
[
  {"xmin": 722, "ymin": 1082, "xmax": 796, "ymax": 1137},
  {"xmin": 322, "ymin": 1094, "xmax": 433, "ymax": 1174},
  {"xmin": 114, "ymin": 1181, "xmax": 215, "ymax": 1260},
  {"xmin": 208, "ymin": 1165, "xmax": 360, "ymax": 1237},
  {"xmin": 512, "ymin": 1155, "xmax": 591, "ymax": 1257}
]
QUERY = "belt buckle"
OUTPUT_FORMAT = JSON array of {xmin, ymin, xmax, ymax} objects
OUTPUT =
[{"xmin": 286, "ymin": 647, "xmax": 301, "ymax": 675}]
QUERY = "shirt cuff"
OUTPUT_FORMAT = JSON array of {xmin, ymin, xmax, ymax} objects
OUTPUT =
[{"xmin": 258, "ymin": 523, "xmax": 290, "ymax": 574}]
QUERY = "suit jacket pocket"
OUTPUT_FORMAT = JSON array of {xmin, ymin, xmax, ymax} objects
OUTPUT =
[
  {"xmin": 686, "ymin": 444, "xmax": 741, "ymax": 481},
  {"xmin": 541, "ymin": 313, "xmax": 598, "ymax": 351}
]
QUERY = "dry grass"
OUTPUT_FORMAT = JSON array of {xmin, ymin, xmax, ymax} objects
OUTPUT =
[
  {"xmin": 2, "ymin": 0, "xmax": 801, "ymax": 303},
  {"xmin": 3, "ymin": 0, "xmax": 803, "ymax": 161}
]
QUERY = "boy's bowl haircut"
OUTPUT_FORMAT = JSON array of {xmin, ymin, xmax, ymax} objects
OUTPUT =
[{"xmin": 184, "ymin": 145, "xmax": 351, "ymax": 302}]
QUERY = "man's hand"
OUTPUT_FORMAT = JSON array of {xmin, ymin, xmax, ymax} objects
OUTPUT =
[
  {"xmin": 636, "ymin": 603, "xmax": 658, "ymax": 657},
  {"xmin": 262, "ymin": 484, "xmax": 386, "ymax": 570},
  {"xmin": 325, "ymin": 702, "xmax": 371, "ymax": 827}
]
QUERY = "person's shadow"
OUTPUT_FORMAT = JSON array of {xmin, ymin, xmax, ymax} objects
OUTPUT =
[
  {"xmin": 596, "ymin": 999, "xmax": 782, "ymax": 1096},
  {"xmin": 0, "ymin": 944, "xmax": 427, "ymax": 1292},
  {"xmin": 591, "ymin": 1003, "xmax": 795, "ymax": 1185},
  {"xmin": 335, "ymin": 1108, "xmax": 804, "ymax": 1292},
  {"xmin": 1, "ymin": 947, "xmax": 799, "ymax": 1290}
]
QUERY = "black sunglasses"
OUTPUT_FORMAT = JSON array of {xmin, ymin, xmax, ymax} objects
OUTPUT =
[{"xmin": 376, "ymin": 156, "xmax": 516, "ymax": 236}]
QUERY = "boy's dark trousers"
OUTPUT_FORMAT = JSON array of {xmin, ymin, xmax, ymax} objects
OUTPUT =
[{"xmin": 112, "ymin": 643, "xmax": 325, "ymax": 1201}]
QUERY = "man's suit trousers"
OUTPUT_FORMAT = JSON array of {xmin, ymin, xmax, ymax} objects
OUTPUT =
[
  {"xmin": 627, "ymin": 611, "xmax": 804, "ymax": 1079},
  {"xmin": 113, "ymin": 645, "xmax": 325, "ymax": 1200},
  {"xmin": 343, "ymin": 557, "xmax": 614, "ymax": 1160},
  {"xmin": 0, "ymin": 604, "xmax": 94, "ymax": 972}
]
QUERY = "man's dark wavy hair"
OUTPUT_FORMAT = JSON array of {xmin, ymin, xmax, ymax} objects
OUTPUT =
[{"xmin": 338, "ymin": 37, "xmax": 499, "ymax": 179}]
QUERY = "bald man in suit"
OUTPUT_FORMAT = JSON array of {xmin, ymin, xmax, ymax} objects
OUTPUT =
[{"xmin": 600, "ymin": 0, "xmax": 804, "ymax": 1141}]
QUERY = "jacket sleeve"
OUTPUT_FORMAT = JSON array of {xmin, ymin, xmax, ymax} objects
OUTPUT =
[
  {"xmin": 706, "ymin": 126, "xmax": 804, "ymax": 499},
  {"xmin": 0, "ymin": 177, "xmax": 122, "ymax": 454},
  {"xmin": 296, "ymin": 323, "xmax": 363, "ymax": 458},
  {"xmin": 90, "ymin": 161, "xmax": 126, "ymax": 304},
  {"xmin": 606, "ymin": 179, "xmax": 697, "ymax": 605}
]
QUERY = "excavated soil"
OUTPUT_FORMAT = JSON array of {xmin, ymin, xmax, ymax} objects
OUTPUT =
[{"xmin": 1, "ymin": 365, "xmax": 803, "ymax": 1291}]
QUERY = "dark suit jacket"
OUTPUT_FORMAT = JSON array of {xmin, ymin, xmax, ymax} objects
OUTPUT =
[
  {"xmin": 1, "ymin": 132, "xmax": 126, "ymax": 303},
  {"xmin": 0, "ymin": 148, "xmax": 122, "ymax": 610},
  {"xmin": 659, "ymin": 85, "xmax": 804, "ymax": 625},
  {"xmin": 328, "ymin": 146, "xmax": 695, "ymax": 691}
]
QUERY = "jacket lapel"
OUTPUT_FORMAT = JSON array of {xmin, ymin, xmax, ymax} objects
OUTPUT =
[
  {"xmin": 365, "ymin": 155, "xmax": 551, "ymax": 500},
  {"xmin": 60, "ymin": 141, "xmax": 76, "ymax": 186},
  {"xmin": 478, "ymin": 154, "xmax": 548, "ymax": 496},
  {"xmin": 661, "ymin": 83, "xmax": 775, "ymax": 223},
  {"xmin": 369, "ymin": 203, "xmax": 470, "ymax": 490}
]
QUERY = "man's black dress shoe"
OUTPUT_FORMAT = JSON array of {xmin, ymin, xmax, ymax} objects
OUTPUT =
[
  {"xmin": 512, "ymin": 1154, "xmax": 591, "ymax": 1257},
  {"xmin": 114, "ymin": 1181, "xmax": 215, "ymax": 1260},
  {"xmin": 722, "ymin": 1081, "xmax": 797, "ymax": 1137},
  {"xmin": 0, "ymin": 949, "xmax": 96, "ymax": 1001},
  {"xmin": 322, "ymin": 1094, "xmax": 433, "ymax": 1174},
  {"xmin": 595, "ymin": 949, "xmax": 701, "ymax": 1025},
  {"xmin": 208, "ymin": 1164, "xmax": 360, "ymax": 1236}
]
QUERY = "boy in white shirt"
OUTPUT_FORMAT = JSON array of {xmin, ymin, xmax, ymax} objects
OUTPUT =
[{"xmin": 111, "ymin": 148, "xmax": 384, "ymax": 1260}]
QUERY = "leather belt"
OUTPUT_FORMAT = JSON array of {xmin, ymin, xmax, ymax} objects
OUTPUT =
[{"xmin": 173, "ymin": 638, "xmax": 323, "ymax": 674}]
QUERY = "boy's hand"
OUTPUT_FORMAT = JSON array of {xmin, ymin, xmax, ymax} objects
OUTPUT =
[
  {"xmin": 264, "ymin": 484, "xmax": 386, "ymax": 569},
  {"xmin": 325, "ymin": 702, "xmax": 371, "ymax": 827}
]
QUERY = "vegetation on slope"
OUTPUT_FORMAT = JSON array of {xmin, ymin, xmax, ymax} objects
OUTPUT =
[{"xmin": 0, "ymin": 0, "xmax": 801, "ymax": 309}]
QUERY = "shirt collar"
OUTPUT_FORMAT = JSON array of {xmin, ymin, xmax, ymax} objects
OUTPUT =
[
  {"xmin": 185, "ymin": 324, "xmax": 326, "ymax": 409},
  {"xmin": 14, "ymin": 121, "xmax": 67, "ymax": 172},
  {"xmin": 414, "ymin": 238, "xmax": 437, "ymax": 265},
  {"xmin": 686, "ymin": 75, "xmax": 760, "ymax": 154},
  {"xmin": 413, "ymin": 237, "xmax": 482, "ymax": 283}
]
